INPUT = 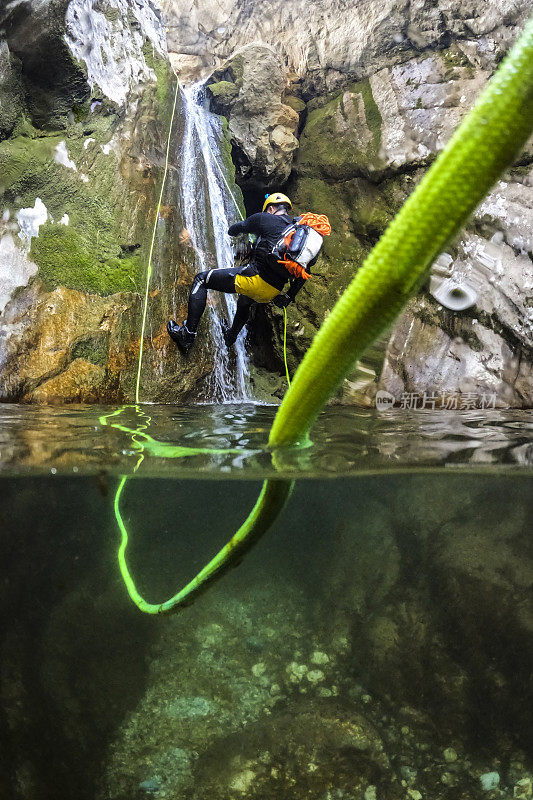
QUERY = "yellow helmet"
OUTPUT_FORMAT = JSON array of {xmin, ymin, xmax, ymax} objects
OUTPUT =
[{"xmin": 262, "ymin": 192, "xmax": 293, "ymax": 213}]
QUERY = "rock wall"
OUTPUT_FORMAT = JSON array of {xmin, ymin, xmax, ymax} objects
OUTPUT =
[
  {"xmin": 163, "ymin": 0, "xmax": 533, "ymax": 407},
  {"xmin": 0, "ymin": 0, "xmax": 230, "ymax": 403}
]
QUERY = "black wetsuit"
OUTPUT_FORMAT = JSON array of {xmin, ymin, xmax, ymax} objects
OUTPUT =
[{"xmin": 184, "ymin": 211, "xmax": 310, "ymax": 340}]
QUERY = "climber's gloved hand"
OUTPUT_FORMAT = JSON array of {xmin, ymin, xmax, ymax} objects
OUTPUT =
[{"xmin": 273, "ymin": 293, "xmax": 292, "ymax": 309}]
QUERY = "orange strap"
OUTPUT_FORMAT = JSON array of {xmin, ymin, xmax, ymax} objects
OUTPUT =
[{"xmin": 277, "ymin": 255, "xmax": 311, "ymax": 280}]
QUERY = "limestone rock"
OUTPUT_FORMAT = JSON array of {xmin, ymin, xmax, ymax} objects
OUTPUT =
[
  {"xmin": 25, "ymin": 358, "xmax": 106, "ymax": 403},
  {"xmin": 162, "ymin": 0, "xmax": 530, "ymax": 88},
  {"xmin": 163, "ymin": 0, "xmax": 532, "ymax": 406},
  {"xmin": 379, "ymin": 176, "xmax": 533, "ymax": 408},
  {"xmin": 0, "ymin": 0, "xmax": 212, "ymax": 403},
  {"xmin": 206, "ymin": 44, "xmax": 299, "ymax": 188}
]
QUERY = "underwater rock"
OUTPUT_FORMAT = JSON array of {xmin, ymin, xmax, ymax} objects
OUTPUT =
[
  {"xmin": 315, "ymin": 474, "xmax": 533, "ymax": 764},
  {"xmin": 480, "ymin": 771, "xmax": 500, "ymax": 791}
]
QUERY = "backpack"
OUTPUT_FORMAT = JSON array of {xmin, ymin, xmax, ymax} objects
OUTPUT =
[{"xmin": 272, "ymin": 213, "xmax": 331, "ymax": 280}]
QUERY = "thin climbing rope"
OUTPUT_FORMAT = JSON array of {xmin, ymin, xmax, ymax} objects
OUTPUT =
[
  {"xmin": 283, "ymin": 307, "xmax": 291, "ymax": 387},
  {"xmin": 111, "ymin": 17, "xmax": 533, "ymax": 614},
  {"xmin": 134, "ymin": 74, "xmax": 181, "ymax": 405}
]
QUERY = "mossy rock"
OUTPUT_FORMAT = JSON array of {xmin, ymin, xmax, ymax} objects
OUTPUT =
[
  {"xmin": 295, "ymin": 78, "xmax": 384, "ymax": 181},
  {"xmin": 207, "ymin": 81, "xmax": 239, "ymax": 103},
  {"xmin": 31, "ymin": 224, "xmax": 143, "ymax": 295},
  {"xmin": 70, "ymin": 333, "xmax": 111, "ymax": 366},
  {"xmin": 284, "ymin": 95, "xmax": 306, "ymax": 113},
  {"xmin": 210, "ymin": 54, "xmax": 245, "ymax": 88}
]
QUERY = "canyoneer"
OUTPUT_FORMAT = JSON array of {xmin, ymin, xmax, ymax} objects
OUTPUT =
[{"xmin": 167, "ymin": 193, "xmax": 331, "ymax": 354}]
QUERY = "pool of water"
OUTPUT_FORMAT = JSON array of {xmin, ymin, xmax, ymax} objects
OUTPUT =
[
  {"xmin": 0, "ymin": 403, "xmax": 531, "ymax": 477},
  {"xmin": 0, "ymin": 404, "xmax": 531, "ymax": 800}
]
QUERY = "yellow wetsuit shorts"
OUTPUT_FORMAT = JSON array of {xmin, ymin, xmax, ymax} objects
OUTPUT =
[{"xmin": 234, "ymin": 273, "xmax": 280, "ymax": 303}]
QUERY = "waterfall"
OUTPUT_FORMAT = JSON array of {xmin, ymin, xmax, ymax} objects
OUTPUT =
[{"xmin": 179, "ymin": 82, "xmax": 252, "ymax": 402}]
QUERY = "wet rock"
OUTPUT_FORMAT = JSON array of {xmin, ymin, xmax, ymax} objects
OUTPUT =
[
  {"xmin": 480, "ymin": 772, "xmax": 500, "ymax": 791},
  {"xmin": 0, "ymin": 40, "xmax": 23, "ymax": 139},
  {"xmin": 163, "ymin": 0, "xmax": 529, "ymax": 88},
  {"xmin": 165, "ymin": 0, "xmax": 532, "ymax": 405},
  {"xmin": 379, "ymin": 192, "xmax": 533, "ymax": 408},
  {"xmin": 206, "ymin": 44, "xmax": 299, "ymax": 188},
  {"xmin": 0, "ymin": 0, "xmax": 216, "ymax": 403}
]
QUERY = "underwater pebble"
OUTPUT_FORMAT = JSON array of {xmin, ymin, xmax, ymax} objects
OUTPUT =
[
  {"xmin": 311, "ymin": 650, "xmax": 330, "ymax": 665},
  {"xmin": 230, "ymin": 768, "xmax": 256, "ymax": 793},
  {"xmin": 306, "ymin": 669, "xmax": 325, "ymax": 685},
  {"xmin": 166, "ymin": 696, "xmax": 216, "ymax": 718},
  {"xmin": 514, "ymin": 778, "xmax": 533, "ymax": 798},
  {"xmin": 138, "ymin": 777, "xmax": 162, "ymax": 795},
  {"xmin": 251, "ymin": 662, "xmax": 266, "ymax": 677},
  {"xmin": 401, "ymin": 765, "xmax": 417, "ymax": 783},
  {"xmin": 407, "ymin": 791, "xmax": 423, "ymax": 800},
  {"xmin": 286, "ymin": 662, "xmax": 308, "ymax": 682},
  {"xmin": 480, "ymin": 772, "xmax": 500, "ymax": 791},
  {"xmin": 444, "ymin": 747, "xmax": 458, "ymax": 763},
  {"xmin": 364, "ymin": 786, "xmax": 377, "ymax": 800},
  {"xmin": 245, "ymin": 635, "xmax": 265, "ymax": 652}
]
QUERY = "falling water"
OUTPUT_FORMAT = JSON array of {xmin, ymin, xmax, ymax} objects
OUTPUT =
[{"xmin": 179, "ymin": 82, "xmax": 251, "ymax": 402}]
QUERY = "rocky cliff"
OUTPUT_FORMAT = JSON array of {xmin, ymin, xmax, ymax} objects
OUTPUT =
[
  {"xmin": 164, "ymin": 0, "xmax": 533, "ymax": 407},
  {"xmin": 0, "ymin": 0, "xmax": 239, "ymax": 403}
]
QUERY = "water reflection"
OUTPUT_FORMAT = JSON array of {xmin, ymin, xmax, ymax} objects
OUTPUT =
[{"xmin": 0, "ymin": 403, "xmax": 530, "ymax": 477}]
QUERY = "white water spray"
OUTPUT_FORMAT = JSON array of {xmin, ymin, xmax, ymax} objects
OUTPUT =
[{"xmin": 179, "ymin": 83, "xmax": 251, "ymax": 402}]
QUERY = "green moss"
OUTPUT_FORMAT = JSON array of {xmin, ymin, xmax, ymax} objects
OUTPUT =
[
  {"xmin": 354, "ymin": 78, "xmax": 382, "ymax": 158},
  {"xmin": 142, "ymin": 42, "xmax": 172, "ymax": 111},
  {"xmin": 207, "ymin": 81, "xmax": 239, "ymax": 103},
  {"xmin": 296, "ymin": 78, "xmax": 382, "ymax": 181},
  {"xmin": 284, "ymin": 96, "xmax": 306, "ymax": 113},
  {"xmin": 290, "ymin": 177, "xmax": 366, "ymax": 265},
  {"xmin": 0, "ymin": 133, "xmax": 59, "ymax": 194},
  {"xmin": 71, "ymin": 333, "xmax": 110, "ymax": 365},
  {"xmin": 31, "ymin": 224, "xmax": 142, "ymax": 295}
]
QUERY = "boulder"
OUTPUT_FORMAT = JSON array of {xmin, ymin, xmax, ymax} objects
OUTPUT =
[{"xmin": 206, "ymin": 44, "xmax": 299, "ymax": 188}]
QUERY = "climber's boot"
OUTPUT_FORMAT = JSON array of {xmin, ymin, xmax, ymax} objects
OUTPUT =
[
  {"xmin": 167, "ymin": 320, "xmax": 196, "ymax": 355},
  {"xmin": 221, "ymin": 319, "xmax": 237, "ymax": 348}
]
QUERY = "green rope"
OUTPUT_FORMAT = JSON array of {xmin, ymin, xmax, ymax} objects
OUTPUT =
[
  {"xmin": 283, "ymin": 307, "xmax": 291, "ymax": 387},
  {"xmin": 112, "ymin": 17, "xmax": 533, "ymax": 613}
]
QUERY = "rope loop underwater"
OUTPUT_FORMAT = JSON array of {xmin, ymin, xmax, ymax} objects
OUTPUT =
[{"xmin": 110, "ymin": 16, "xmax": 533, "ymax": 614}]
